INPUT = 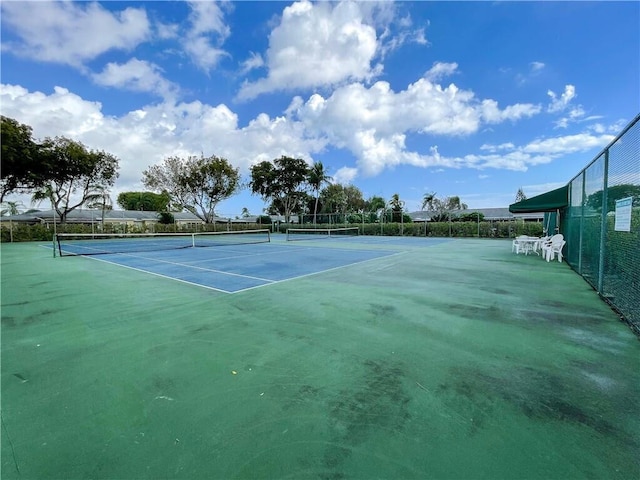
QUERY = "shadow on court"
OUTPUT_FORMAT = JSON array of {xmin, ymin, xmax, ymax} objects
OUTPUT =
[{"xmin": 1, "ymin": 237, "xmax": 639, "ymax": 479}]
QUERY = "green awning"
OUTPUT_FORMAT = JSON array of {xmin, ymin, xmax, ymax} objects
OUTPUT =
[{"xmin": 509, "ymin": 185, "xmax": 569, "ymax": 213}]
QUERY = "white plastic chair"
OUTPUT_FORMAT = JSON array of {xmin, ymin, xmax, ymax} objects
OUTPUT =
[
  {"xmin": 512, "ymin": 235, "xmax": 529, "ymax": 255},
  {"xmin": 541, "ymin": 234, "xmax": 562, "ymax": 257},
  {"xmin": 543, "ymin": 236, "xmax": 566, "ymax": 262}
]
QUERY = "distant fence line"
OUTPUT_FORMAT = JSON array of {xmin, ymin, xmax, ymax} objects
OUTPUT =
[
  {"xmin": 562, "ymin": 113, "xmax": 639, "ymax": 336},
  {"xmin": 1, "ymin": 216, "xmax": 543, "ymax": 242}
]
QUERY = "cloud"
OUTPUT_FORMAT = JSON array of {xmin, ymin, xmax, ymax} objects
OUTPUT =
[
  {"xmin": 239, "ymin": 52, "xmax": 265, "ymax": 75},
  {"xmin": 470, "ymin": 131, "xmax": 615, "ymax": 171},
  {"xmin": 0, "ymin": 83, "xmax": 325, "ymax": 195},
  {"xmin": 0, "ymin": 1, "xmax": 150, "ymax": 68},
  {"xmin": 237, "ymin": 1, "xmax": 380, "ymax": 100},
  {"xmin": 290, "ymin": 77, "xmax": 541, "ymax": 175},
  {"xmin": 182, "ymin": 1, "xmax": 231, "ymax": 71},
  {"xmin": 530, "ymin": 61, "xmax": 545, "ymax": 72},
  {"xmin": 187, "ymin": 0, "xmax": 230, "ymax": 38},
  {"xmin": 0, "ymin": 79, "xmax": 615, "ymax": 205},
  {"xmin": 547, "ymin": 85, "xmax": 590, "ymax": 129},
  {"xmin": 334, "ymin": 167, "xmax": 359, "ymax": 185},
  {"xmin": 515, "ymin": 61, "xmax": 546, "ymax": 85},
  {"xmin": 92, "ymin": 58, "xmax": 179, "ymax": 100},
  {"xmin": 424, "ymin": 62, "xmax": 458, "ymax": 82},
  {"xmin": 547, "ymin": 84, "xmax": 576, "ymax": 113}
]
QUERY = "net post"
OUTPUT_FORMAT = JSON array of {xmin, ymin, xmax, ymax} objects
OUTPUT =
[
  {"xmin": 52, "ymin": 234, "xmax": 57, "ymax": 258},
  {"xmin": 191, "ymin": 233, "xmax": 196, "ymax": 248}
]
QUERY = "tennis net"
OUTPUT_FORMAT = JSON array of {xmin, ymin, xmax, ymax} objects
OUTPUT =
[
  {"xmin": 286, "ymin": 227, "xmax": 359, "ymax": 241},
  {"xmin": 56, "ymin": 229, "xmax": 271, "ymax": 256}
]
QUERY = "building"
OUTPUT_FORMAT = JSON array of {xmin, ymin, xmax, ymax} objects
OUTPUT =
[
  {"xmin": 408, "ymin": 208, "xmax": 543, "ymax": 223},
  {"xmin": 0, "ymin": 208, "xmax": 205, "ymax": 231}
]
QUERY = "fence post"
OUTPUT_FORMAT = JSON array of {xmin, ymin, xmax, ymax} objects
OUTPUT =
[
  {"xmin": 578, "ymin": 171, "xmax": 586, "ymax": 274},
  {"xmin": 597, "ymin": 149, "xmax": 609, "ymax": 293}
]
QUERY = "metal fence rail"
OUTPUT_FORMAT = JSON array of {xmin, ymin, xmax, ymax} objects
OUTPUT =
[{"xmin": 562, "ymin": 114, "xmax": 640, "ymax": 335}]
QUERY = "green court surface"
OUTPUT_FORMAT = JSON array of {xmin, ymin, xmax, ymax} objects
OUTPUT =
[{"xmin": 1, "ymin": 237, "xmax": 639, "ymax": 479}]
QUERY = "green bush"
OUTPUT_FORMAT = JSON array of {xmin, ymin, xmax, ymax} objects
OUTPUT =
[{"xmin": 0, "ymin": 219, "xmax": 545, "ymax": 242}]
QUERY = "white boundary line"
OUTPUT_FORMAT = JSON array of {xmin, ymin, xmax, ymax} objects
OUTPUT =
[
  {"xmin": 102, "ymin": 250, "xmax": 275, "ymax": 283},
  {"xmin": 87, "ymin": 256, "xmax": 236, "ymax": 293}
]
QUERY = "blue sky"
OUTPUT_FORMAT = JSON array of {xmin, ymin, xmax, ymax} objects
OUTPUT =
[{"xmin": 1, "ymin": 1, "xmax": 638, "ymax": 216}]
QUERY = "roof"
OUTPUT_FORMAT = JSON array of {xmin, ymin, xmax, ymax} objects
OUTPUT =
[
  {"xmin": 1, "ymin": 209, "xmax": 204, "ymax": 223},
  {"xmin": 409, "ymin": 208, "xmax": 543, "ymax": 222},
  {"xmin": 509, "ymin": 186, "xmax": 569, "ymax": 213}
]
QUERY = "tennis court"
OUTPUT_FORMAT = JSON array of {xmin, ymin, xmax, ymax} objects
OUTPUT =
[{"xmin": 1, "ymin": 234, "xmax": 639, "ymax": 479}]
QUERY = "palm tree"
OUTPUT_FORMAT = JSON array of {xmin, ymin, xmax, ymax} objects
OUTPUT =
[
  {"xmin": 241, "ymin": 207, "xmax": 250, "ymax": 218},
  {"xmin": 388, "ymin": 193, "xmax": 404, "ymax": 222},
  {"xmin": 1, "ymin": 200, "xmax": 25, "ymax": 243},
  {"xmin": 0, "ymin": 200, "xmax": 24, "ymax": 216},
  {"xmin": 85, "ymin": 186, "xmax": 113, "ymax": 231},
  {"xmin": 307, "ymin": 161, "xmax": 331, "ymax": 225},
  {"xmin": 421, "ymin": 192, "xmax": 437, "ymax": 211}
]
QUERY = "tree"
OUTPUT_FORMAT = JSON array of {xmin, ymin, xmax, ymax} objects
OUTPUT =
[
  {"xmin": 343, "ymin": 185, "xmax": 366, "ymax": 213},
  {"xmin": 142, "ymin": 155, "xmax": 241, "ymax": 223},
  {"xmin": 515, "ymin": 187, "xmax": 527, "ymax": 203},
  {"xmin": 586, "ymin": 184, "xmax": 640, "ymax": 212},
  {"xmin": 446, "ymin": 196, "xmax": 468, "ymax": 211},
  {"xmin": 241, "ymin": 207, "xmax": 251, "ymax": 218},
  {"xmin": 117, "ymin": 191, "xmax": 171, "ymax": 211},
  {"xmin": 320, "ymin": 183, "xmax": 348, "ymax": 215},
  {"xmin": 0, "ymin": 116, "xmax": 44, "ymax": 201},
  {"xmin": 423, "ymin": 194, "xmax": 468, "ymax": 221},
  {"xmin": 421, "ymin": 192, "xmax": 437, "ymax": 211},
  {"xmin": 157, "ymin": 211, "xmax": 175, "ymax": 224},
  {"xmin": 307, "ymin": 161, "xmax": 331, "ymax": 224},
  {"xmin": 365, "ymin": 196, "xmax": 386, "ymax": 212},
  {"xmin": 388, "ymin": 193, "xmax": 404, "ymax": 222},
  {"xmin": 249, "ymin": 156, "xmax": 310, "ymax": 222},
  {"xmin": 85, "ymin": 186, "xmax": 113, "ymax": 231},
  {"xmin": 1, "ymin": 200, "xmax": 24, "ymax": 217},
  {"xmin": 363, "ymin": 195, "xmax": 386, "ymax": 222},
  {"xmin": 30, "ymin": 137, "xmax": 119, "ymax": 223}
]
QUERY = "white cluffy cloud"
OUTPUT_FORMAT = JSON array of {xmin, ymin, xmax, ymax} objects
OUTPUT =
[
  {"xmin": 0, "ymin": 80, "xmax": 614, "ymax": 199},
  {"xmin": 547, "ymin": 84, "xmax": 588, "ymax": 128},
  {"xmin": 0, "ymin": 1, "xmax": 150, "ymax": 68},
  {"xmin": 289, "ymin": 75, "xmax": 542, "ymax": 176},
  {"xmin": 92, "ymin": 58, "xmax": 179, "ymax": 100},
  {"xmin": 547, "ymin": 84, "xmax": 576, "ymax": 113},
  {"xmin": 237, "ymin": 0, "xmax": 381, "ymax": 100},
  {"xmin": 182, "ymin": 1, "xmax": 231, "ymax": 72},
  {"xmin": 0, "ymin": 83, "xmax": 324, "ymax": 193}
]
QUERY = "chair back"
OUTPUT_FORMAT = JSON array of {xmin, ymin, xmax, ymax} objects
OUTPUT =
[{"xmin": 550, "ymin": 234, "xmax": 563, "ymax": 243}]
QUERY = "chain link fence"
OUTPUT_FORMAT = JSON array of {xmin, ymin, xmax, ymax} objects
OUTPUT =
[{"xmin": 562, "ymin": 114, "xmax": 640, "ymax": 335}]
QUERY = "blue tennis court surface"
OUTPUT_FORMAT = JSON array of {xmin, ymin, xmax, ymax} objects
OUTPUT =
[{"xmin": 85, "ymin": 240, "xmax": 403, "ymax": 293}]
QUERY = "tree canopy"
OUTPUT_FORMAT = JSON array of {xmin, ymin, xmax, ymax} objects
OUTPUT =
[
  {"xmin": 319, "ymin": 184, "xmax": 365, "ymax": 214},
  {"xmin": 142, "ymin": 155, "xmax": 240, "ymax": 223},
  {"xmin": 31, "ymin": 137, "xmax": 119, "ymax": 223},
  {"xmin": 117, "ymin": 191, "xmax": 171, "ymax": 211},
  {"xmin": 250, "ymin": 156, "xmax": 309, "ymax": 221},
  {"xmin": 421, "ymin": 194, "xmax": 468, "ymax": 221},
  {"xmin": 366, "ymin": 196, "xmax": 386, "ymax": 212},
  {"xmin": 1, "ymin": 116, "xmax": 47, "ymax": 201},
  {"xmin": 515, "ymin": 187, "xmax": 527, "ymax": 202},
  {"xmin": 586, "ymin": 184, "xmax": 640, "ymax": 212}
]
